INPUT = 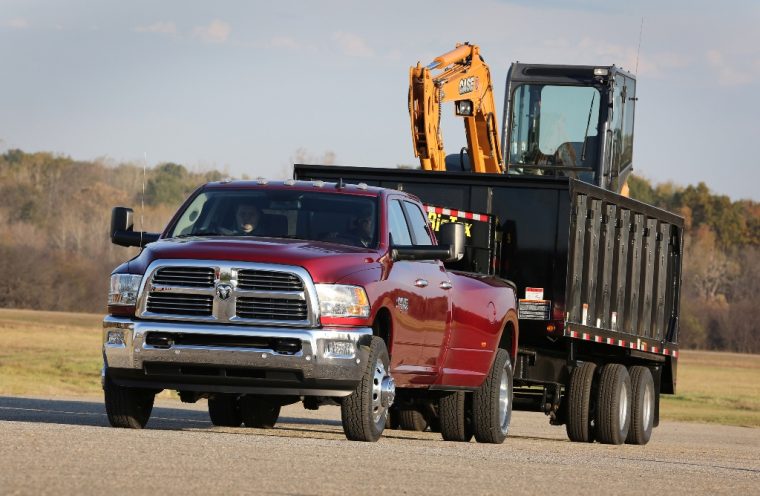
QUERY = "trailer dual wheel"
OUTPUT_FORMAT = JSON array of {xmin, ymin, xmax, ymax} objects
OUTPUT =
[
  {"xmin": 439, "ymin": 391, "xmax": 473, "ymax": 442},
  {"xmin": 565, "ymin": 362, "xmax": 597, "ymax": 443},
  {"xmin": 398, "ymin": 408, "xmax": 429, "ymax": 431},
  {"xmin": 595, "ymin": 364, "xmax": 632, "ymax": 445},
  {"xmin": 472, "ymin": 349, "xmax": 513, "ymax": 444},
  {"xmin": 626, "ymin": 366, "xmax": 655, "ymax": 445},
  {"xmin": 208, "ymin": 394, "xmax": 242, "ymax": 427},
  {"xmin": 239, "ymin": 395, "xmax": 281, "ymax": 429},
  {"xmin": 104, "ymin": 373, "xmax": 155, "ymax": 429},
  {"xmin": 341, "ymin": 336, "xmax": 394, "ymax": 442}
]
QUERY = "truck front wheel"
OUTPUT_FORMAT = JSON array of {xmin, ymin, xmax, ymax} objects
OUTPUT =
[
  {"xmin": 208, "ymin": 394, "xmax": 242, "ymax": 427},
  {"xmin": 239, "ymin": 395, "xmax": 281, "ymax": 429},
  {"xmin": 626, "ymin": 366, "xmax": 654, "ymax": 445},
  {"xmin": 103, "ymin": 373, "xmax": 155, "ymax": 429},
  {"xmin": 472, "ymin": 349, "xmax": 513, "ymax": 444},
  {"xmin": 341, "ymin": 336, "xmax": 393, "ymax": 442},
  {"xmin": 595, "ymin": 363, "xmax": 632, "ymax": 445},
  {"xmin": 565, "ymin": 361, "xmax": 597, "ymax": 443}
]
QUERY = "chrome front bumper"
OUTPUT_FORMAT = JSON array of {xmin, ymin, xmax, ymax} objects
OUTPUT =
[{"xmin": 102, "ymin": 316, "xmax": 372, "ymax": 397}]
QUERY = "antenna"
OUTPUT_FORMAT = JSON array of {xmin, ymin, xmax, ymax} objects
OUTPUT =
[
  {"xmin": 141, "ymin": 152, "xmax": 147, "ymax": 248},
  {"xmin": 635, "ymin": 17, "xmax": 644, "ymax": 76}
]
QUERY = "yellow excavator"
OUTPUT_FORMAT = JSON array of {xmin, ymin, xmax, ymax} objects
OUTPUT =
[
  {"xmin": 409, "ymin": 42, "xmax": 638, "ymax": 196},
  {"xmin": 409, "ymin": 43, "xmax": 504, "ymax": 174}
]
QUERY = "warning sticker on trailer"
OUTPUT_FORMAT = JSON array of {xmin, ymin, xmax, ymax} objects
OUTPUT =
[{"xmin": 519, "ymin": 299, "xmax": 551, "ymax": 320}]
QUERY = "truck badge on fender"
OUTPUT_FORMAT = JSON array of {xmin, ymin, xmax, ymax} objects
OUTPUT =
[
  {"xmin": 216, "ymin": 284, "xmax": 232, "ymax": 300},
  {"xmin": 395, "ymin": 297, "xmax": 409, "ymax": 313}
]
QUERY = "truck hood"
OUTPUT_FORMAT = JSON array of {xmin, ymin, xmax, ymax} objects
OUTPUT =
[{"xmin": 126, "ymin": 237, "xmax": 381, "ymax": 283}]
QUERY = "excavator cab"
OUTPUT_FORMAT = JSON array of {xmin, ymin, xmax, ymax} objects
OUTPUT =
[{"xmin": 502, "ymin": 63, "xmax": 637, "ymax": 193}]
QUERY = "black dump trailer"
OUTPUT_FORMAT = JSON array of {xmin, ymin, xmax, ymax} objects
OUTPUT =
[{"xmin": 294, "ymin": 164, "xmax": 683, "ymax": 445}]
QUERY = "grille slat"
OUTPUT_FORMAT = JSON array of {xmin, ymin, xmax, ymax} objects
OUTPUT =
[
  {"xmin": 147, "ymin": 293, "xmax": 213, "ymax": 316},
  {"xmin": 237, "ymin": 297, "xmax": 307, "ymax": 321},
  {"xmin": 153, "ymin": 267, "xmax": 214, "ymax": 288},
  {"xmin": 238, "ymin": 270, "xmax": 303, "ymax": 291}
]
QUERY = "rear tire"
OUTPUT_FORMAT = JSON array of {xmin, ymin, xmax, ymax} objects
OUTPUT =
[
  {"xmin": 439, "ymin": 391, "xmax": 473, "ymax": 442},
  {"xmin": 104, "ymin": 374, "xmax": 155, "ymax": 429},
  {"xmin": 239, "ymin": 395, "xmax": 281, "ymax": 429},
  {"xmin": 208, "ymin": 394, "xmax": 242, "ymax": 427},
  {"xmin": 472, "ymin": 349, "xmax": 512, "ymax": 444},
  {"xmin": 595, "ymin": 363, "xmax": 631, "ymax": 445},
  {"xmin": 626, "ymin": 366, "xmax": 655, "ymax": 445},
  {"xmin": 341, "ymin": 337, "xmax": 391, "ymax": 442},
  {"xmin": 565, "ymin": 361, "xmax": 597, "ymax": 443},
  {"xmin": 398, "ymin": 409, "xmax": 428, "ymax": 431}
]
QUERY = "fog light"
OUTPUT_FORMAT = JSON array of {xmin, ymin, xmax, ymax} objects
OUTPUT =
[
  {"xmin": 106, "ymin": 330, "xmax": 125, "ymax": 346},
  {"xmin": 325, "ymin": 341, "xmax": 355, "ymax": 357}
]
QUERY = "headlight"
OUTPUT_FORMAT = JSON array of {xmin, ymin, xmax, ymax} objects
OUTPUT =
[
  {"xmin": 315, "ymin": 284, "xmax": 370, "ymax": 318},
  {"xmin": 108, "ymin": 274, "xmax": 142, "ymax": 306}
]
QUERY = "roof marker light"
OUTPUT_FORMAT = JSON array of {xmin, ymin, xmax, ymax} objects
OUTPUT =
[
  {"xmin": 313, "ymin": 180, "xmax": 325, "ymax": 188},
  {"xmin": 284, "ymin": 179, "xmax": 296, "ymax": 186},
  {"xmin": 357, "ymin": 183, "xmax": 368, "ymax": 190},
  {"xmin": 256, "ymin": 177, "xmax": 268, "ymax": 185},
  {"xmin": 593, "ymin": 68, "xmax": 609, "ymax": 76}
]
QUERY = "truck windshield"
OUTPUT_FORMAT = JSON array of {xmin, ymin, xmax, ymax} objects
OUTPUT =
[
  {"xmin": 168, "ymin": 189, "xmax": 379, "ymax": 248},
  {"xmin": 509, "ymin": 84, "xmax": 601, "ymax": 180}
]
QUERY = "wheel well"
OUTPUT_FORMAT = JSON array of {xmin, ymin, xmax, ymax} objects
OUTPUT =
[
  {"xmin": 372, "ymin": 308, "xmax": 392, "ymax": 351},
  {"xmin": 498, "ymin": 320, "xmax": 518, "ymax": 366}
]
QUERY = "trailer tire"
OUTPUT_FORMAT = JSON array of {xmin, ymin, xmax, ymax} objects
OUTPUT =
[
  {"xmin": 208, "ymin": 394, "xmax": 242, "ymax": 427},
  {"xmin": 626, "ymin": 366, "xmax": 654, "ymax": 445},
  {"xmin": 595, "ymin": 363, "xmax": 632, "ymax": 445},
  {"xmin": 565, "ymin": 361, "xmax": 597, "ymax": 443},
  {"xmin": 239, "ymin": 395, "xmax": 281, "ymax": 429},
  {"xmin": 439, "ymin": 391, "xmax": 473, "ymax": 442},
  {"xmin": 398, "ymin": 409, "xmax": 428, "ymax": 431},
  {"xmin": 104, "ymin": 374, "xmax": 155, "ymax": 429},
  {"xmin": 472, "ymin": 349, "xmax": 512, "ymax": 444},
  {"xmin": 341, "ymin": 336, "xmax": 392, "ymax": 442}
]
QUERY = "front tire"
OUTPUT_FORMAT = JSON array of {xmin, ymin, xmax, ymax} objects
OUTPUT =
[
  {"xmin": 208, "ymin": 394, "xmax": 242, "ymax": 427},
  {"xmin": 626, "ymin": 366, "xmax": 655, "ymax": 445},
  {"xmin": 104, "ymin": 373, "xmax": 155, "ymax": 429},
  {"xmin": 595, "ymin": 363, "xmax": 631, "ymax": 445},
  {"xmin": 565, "ymin": 361, "xmax": 597, "ymax": 443},
  {"xmin": 239, "ymin": 395, "xmax": 281, "ymax": 429},
  {"xmin": 341, "ymin": 336, "xmax": 392, "ymax": 442},
  {"xmin": 472, "ymin": 349, "xmax": 513, "ymax": 444}
]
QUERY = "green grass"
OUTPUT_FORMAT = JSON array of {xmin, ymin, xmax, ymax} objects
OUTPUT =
[{"xmin": 1, "ymin": 308, "xmax": 758, "ymax": 427}]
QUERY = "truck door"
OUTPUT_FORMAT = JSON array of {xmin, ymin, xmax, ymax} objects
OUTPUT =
[{"xmin": 400, "ymin": 200, "xmax": 451, "ymax": 378}]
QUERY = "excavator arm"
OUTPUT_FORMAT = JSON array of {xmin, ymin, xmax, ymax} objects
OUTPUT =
[{"xmin": 409, "ymin": 43, "xmax": 504, "ymax": 173}]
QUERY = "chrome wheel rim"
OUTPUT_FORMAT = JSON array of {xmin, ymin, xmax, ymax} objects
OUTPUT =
[
  {"xmin": 498, "ymin": 365, "xmax": 510, "ymax": 433},
  {"xmin": 371, "ymin": 359, "xmax": 388, "ymax": 425},
  {"xmin": 642, "ymin": 382, "xmax": 653, "ymax": 429},
  {"xmin": 619, "ymin": 381, "xmax": 629, "ymax": 428}
]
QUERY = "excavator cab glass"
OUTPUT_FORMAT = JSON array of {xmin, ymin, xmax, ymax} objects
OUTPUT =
[{"xmin": 508, "ymin": 84, "xmax": 600, "ymax": 183}]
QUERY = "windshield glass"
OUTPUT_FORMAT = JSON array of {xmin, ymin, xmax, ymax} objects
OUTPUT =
[
  {"xmin": 168, "ymin": 189, "xmax": 379, "ymax": 248},
  {"xmin": 509, "ymin": 84, "xmax": 601, "ymax": 179}
]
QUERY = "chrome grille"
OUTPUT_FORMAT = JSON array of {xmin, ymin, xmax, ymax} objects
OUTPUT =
[
  {"xmin": 152, "ymin": 267, "xmax": 214, "ymax": 288},
  {"xmin": 238, "ymin": 270, "xmax": 303, "ymax": 291},
  {"xmin": 237, "ymin": 297, "xmax": 308, "ymax": 321},
  {"xmin": 146, "ymin": 293, "xmax": 213, "ymax": 316}
]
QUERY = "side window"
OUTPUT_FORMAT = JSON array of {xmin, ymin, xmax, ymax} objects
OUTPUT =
[
  {"xmin": 403, "ymin": 201, "xmax": 433, "ymax": 246},
  {"xmin": 388, "ymin": 200, "xmax": 412, "ymax": 245}
]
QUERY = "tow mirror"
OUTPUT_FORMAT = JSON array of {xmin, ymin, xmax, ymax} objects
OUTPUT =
[
  {"xmin": 439, "ymin": 222, "xmax": 465, "ymax": 262},
  {"xmin": 110, "ymin": 207, "xmax": 159, "ymax": 247}
]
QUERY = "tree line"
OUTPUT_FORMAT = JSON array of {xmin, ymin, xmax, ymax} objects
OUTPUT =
[{"xmin": 0, "ymin": 149, "xmax": 757, "ymax": 352}]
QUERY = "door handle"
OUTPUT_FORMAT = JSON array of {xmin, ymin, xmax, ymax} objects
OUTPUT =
[
  {"xmin": 440, "ymin": 281, "xmax": 453, "ymax": 290},
  {"xmin": 414, "ymin": 278, "xmax": 429, "ymax": 288}
]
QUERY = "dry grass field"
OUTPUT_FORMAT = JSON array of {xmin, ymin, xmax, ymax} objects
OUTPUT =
[{"xmin": 0, "ymin": 308, "xmax": 758, "ymax": 427}]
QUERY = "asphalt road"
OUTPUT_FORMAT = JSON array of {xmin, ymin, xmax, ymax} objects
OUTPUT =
[{"xmin": 1, "ymin": 395, "xmax": 758, "ymax": 495}]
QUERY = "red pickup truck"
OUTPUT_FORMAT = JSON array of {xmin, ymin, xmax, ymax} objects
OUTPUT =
[{"xmin": 104, "ymin": 179, "xmax": 518, "ymax": 442}]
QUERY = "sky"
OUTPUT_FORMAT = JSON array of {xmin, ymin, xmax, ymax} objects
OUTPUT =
[{"xmin": 1, "ymin": 0, "xmax": 759, "ymax": 201}]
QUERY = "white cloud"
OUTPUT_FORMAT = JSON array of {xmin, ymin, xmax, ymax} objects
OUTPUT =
[
  {"xmin": 331, "ymin": 31, "xmax": 373, "ymax": 57},
  {"xmin": 193, "ymin": 19, "xmax": 231, "ymax": 44},
  {"xmin": 706, "ymin": 49, "xmax": 752, "ymax": 86},
  {"xmin": 8, "ymin": 18, "xmax": 29, "ymax": 29},
  {"xmin": 135, "ymin": 21, "xmax": 178, "ymax": 36}
]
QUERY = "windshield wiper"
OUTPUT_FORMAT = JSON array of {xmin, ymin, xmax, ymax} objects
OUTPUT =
[{"xmin": 580, "ymin": 92, "xmax": 596, "ymax": 162}]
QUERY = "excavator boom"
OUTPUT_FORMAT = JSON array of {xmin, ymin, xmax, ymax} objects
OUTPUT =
[{"xmin": 409, "ymin": 43, "xmax": 504, "ymax": 173}]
